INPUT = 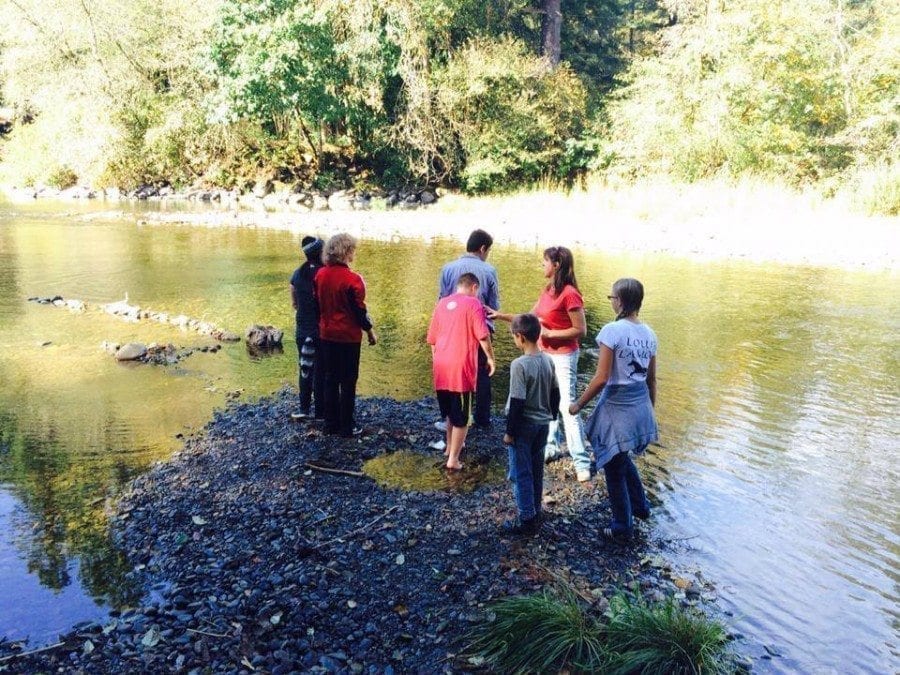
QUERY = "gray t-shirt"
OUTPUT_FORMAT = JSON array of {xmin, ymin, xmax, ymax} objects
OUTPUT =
[{"xmin": 507, "ymin": 352, "xmax": 558, "ymax": 424}]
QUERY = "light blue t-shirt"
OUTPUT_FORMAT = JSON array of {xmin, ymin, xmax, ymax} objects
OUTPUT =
[{"xmin": 596, "ymin": 319, "xmax": 657, "ymax": 385}]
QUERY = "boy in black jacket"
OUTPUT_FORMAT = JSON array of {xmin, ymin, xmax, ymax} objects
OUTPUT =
[
  {"xmin": 503, "ymin": 313, "xmax": 560, "ymax": 535},
  {"xmin": 290, "ymin": 236, "xmax": 324, "ymax": 420}
]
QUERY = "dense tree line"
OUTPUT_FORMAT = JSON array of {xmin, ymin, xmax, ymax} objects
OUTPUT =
[{"xmin": 0, "ymin": 0, "xmax": 896, "ymax": 209}]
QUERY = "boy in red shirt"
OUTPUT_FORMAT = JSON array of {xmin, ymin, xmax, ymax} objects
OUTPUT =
[{"xmin": 427, "ymin": 273, "xmax": 495, "ymax": 470}]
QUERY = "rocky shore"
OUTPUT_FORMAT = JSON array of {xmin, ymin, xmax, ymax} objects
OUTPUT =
[
  {"xmin": 2, "ymin": 181, "xmax": 439, "ymax": 213},
  {"xmin": 0, "ymin": 391, "xmax": 718, "ymax": 674}
]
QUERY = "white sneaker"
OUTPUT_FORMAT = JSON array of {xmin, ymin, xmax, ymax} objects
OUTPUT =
[
  {"xmin": 428, "ymin": 439, "xmax": 447, "ymax": 451},
  {"xmin": 576, "ymin": 469, "xmax": 592, "ymax": 482},
  {"xmin": 433, "ymin": 420, "xmax": 447, "ymax": 432}
]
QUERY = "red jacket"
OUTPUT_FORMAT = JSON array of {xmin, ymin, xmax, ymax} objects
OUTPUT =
[{"xmin": 314, "ymin": 263, "xmax": 372, "ymax": 343}]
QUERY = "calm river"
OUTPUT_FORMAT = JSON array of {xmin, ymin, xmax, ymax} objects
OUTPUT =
[{"xmin": 0, "ymin": 200, "xmax": 896, "ymax": 672}]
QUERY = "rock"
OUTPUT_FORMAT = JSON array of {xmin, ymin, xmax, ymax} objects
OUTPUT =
[
  {"xmin": 213, "ymin": 330, "xmax": 241, "ymax": 343},
  {"xmin": 262, "ymin": 192, "xmax": 287, "ymax": 210},
  {"xmin": 134, "ymin": 184, "xmax": 159, "ymax": 200},
  {"xmin": 245, "ymin": 325, "xmax": 284, "ymax": 348},
  {"xmin": 66, "ymin": 299, "xmax": 86, "ymax": 312},
  {"xmin": 59, "ymin": 186, "xmax": 97, "ymax": 199},
  {"xmin": 252, "ymin": 179, "xmax": 274, "ymax": 199},
  {"xmin": 311, "ymin": 193, "xmax": 329, "ymax": 211},
  {"xmin": 420, "ymin": 190, "xmax": 437, "ymax": 205},
  {"xmin": 328, "ymin": 190, "xmax": 353, "ymax": 211},
  {"xmin": 115, "ymin": 343, "xmax": 147, "ymax": 361}
]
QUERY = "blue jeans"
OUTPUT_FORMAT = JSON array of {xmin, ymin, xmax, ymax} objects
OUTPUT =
[
  {"xmin": 545, "ymin": 350, "xmax": 592, "ymax": 472},
  {"xmin": 603, "ymin": 451, "xmax": 650, "ymax": 535},
  {"xmin": 507, "ymin": 422, "xmax": 549, "ymax": 521}
]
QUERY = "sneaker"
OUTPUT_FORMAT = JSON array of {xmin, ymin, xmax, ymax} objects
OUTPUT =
[
  {"xmin": 433, "ymin": 420, "xmax": 447, "ymax": 432},
  {"xmin": 428, "ymin": 439, "xmax": 447, "ymax": 451},
  {"xmin": 501, "ymin": 517, "xmax": 539, "ymax": 536},
  {"xmin": 576, "ymin": 469, "xmax": 592, "ymax": 482},
  {"xmin": 544, "ymin": 452, "xmax": 562, "ymax": 464},
  {"xmin": 290, "ymin": 410, "xmax": 311, "ymax": 420}
]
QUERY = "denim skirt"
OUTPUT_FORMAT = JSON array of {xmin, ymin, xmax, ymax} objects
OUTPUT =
[{"xmin": 585, "ymin": 383, "xmax": 658, "ymax": 469}]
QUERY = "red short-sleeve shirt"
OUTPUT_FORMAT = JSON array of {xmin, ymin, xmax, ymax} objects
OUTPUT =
[
  {"xmin": 426, "ymin": 293, "xmax": 489, "ymax": 392},
  {"xmin": 534, "ymin": 285, "xmax": 584, "ymax": 354}
]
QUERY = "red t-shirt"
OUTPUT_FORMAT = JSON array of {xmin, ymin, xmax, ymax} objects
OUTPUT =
[
  {"xmin": 426, "ymin": 293, "xmax": 489, "ymax": 392},
  {"xmin": 534, "ymin": 284, "xmax": 584, "ymax": 354}
]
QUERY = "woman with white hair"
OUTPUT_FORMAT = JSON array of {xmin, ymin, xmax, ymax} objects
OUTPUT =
[{"xmin": 314, "ymin": 233, "xmax": 377, "ymax": 437}]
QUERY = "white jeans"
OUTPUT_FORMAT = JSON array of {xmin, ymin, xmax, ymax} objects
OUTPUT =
[{"xmin": 545, "ymin": 350, "xmax": 592, "ymax": 472}]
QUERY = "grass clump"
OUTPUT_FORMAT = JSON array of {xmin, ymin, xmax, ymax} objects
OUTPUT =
[
  {"xmin": 605, "ymin": 594, "xmax": 734, "ymax": 675},
  {"xmin": 467, "ymin": 587, "xmax": 605, "ymax": 674},
  {"xmin": 468, "ymin": 586, "xmax": 736, "ymax": 674}
]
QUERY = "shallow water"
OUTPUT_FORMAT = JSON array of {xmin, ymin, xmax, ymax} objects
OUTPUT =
[
  {"xmin": 0, "ymin": 199, "xmax": 897, "ymax": 672},
  {"xmin": 363, "ymin": 451, "xmax": 506, "ymax": 493}
]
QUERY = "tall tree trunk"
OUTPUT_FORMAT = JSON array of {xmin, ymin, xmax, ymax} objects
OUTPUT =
[{"xmin": 540, "ymin": 0, "xmax": 562, "ymax": 67}]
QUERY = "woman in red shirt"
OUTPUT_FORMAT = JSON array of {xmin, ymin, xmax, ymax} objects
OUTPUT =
[
  {"xmin": 315, "ymin": 233, "xmax": 377, "ymax": 437},
  {"xmin": 490, "ymin": 246, "xmax": 591, "ymax": 481}
]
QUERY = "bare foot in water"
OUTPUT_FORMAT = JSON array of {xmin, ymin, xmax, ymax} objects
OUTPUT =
[{"xmin": 445, "ymin": 462, "xmax": 464, "ymax": 471}]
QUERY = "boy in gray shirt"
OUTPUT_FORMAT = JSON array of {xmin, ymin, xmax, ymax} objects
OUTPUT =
[{"xmin": 502, "ymin": 313, "xmax": 560, "ymax": 535}]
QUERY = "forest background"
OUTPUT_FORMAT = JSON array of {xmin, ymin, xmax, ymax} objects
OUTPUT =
[{"xmin": 0, "ymin": 0, "xmax": 896, "ymax": 215}]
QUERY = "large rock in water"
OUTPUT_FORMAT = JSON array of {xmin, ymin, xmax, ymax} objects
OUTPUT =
[
  {"xmin": 245, "ymin": 325, "xmax": 283, "ymax": 347},
  {"xmin": 115, "ymin": 343, "xmax": 147, "ymax": 361}
]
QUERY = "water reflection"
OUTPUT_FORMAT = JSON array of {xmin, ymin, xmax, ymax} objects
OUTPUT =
[{"xmin": 0, "ymin": 202, "xmax": 897, "ymax": 671}]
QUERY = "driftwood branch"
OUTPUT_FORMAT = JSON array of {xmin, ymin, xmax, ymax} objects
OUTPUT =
[
  {"xmin": 0, "ymin": 642, "xmax": 66, "ymax": 663},
  {"xmin": 305, "ymin": 463, "xmax": 365, "ymax": 478},
  {"xmin": 186, "ymin": 628, "xmax": 230, "ymax": 639},
  {"xmin": 311, "ymin": 505, "xmax": 400, "ymax": 551}
]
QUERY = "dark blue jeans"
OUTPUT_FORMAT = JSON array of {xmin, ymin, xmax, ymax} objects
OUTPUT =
[
  {"xmin": 603, "ymin": 451, "xmax": 650, "ymax": 535},
  {"xmin": 507, "ymin": 422, "xmax": 549, "ymax": 521}
]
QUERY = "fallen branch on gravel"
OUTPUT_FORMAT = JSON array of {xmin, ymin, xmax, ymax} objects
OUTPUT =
[
  {"xmin": 309, "ymin": 505, "xmax": 401, "ymax": 552},
  {"xmin": 186, "ymin": 628, "xmax": 230, "ymax": 639},
  {"xmin": 304, "ymin": 463, "xmax": 366, "ymax": 478},
  {"xmin": 0, "ymin": 642, "xmax": 65, "ymax": 663}
]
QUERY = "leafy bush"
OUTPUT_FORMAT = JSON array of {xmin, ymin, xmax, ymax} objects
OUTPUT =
[
  {"xmin": 432, "ymin": 37, "xmax": 588, "ymax": 193},
  {"xmin": 605, "ymin": 0, "xmax": 900, "ymax": 187},
  {"xmin": 845, "ymin": 161, "xmax": 900, "ymax": 216},
  {"xmin": 46, "ymin": 165, "xmax": 78, "ymax": 189}
]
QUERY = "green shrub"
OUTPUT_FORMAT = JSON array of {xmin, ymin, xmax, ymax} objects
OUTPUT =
[
  {"xmin": 469, "ymin": 586, "xmax": 736, "ymax": 675},
  {"xmin": 846, "ymin": 161, "xmax": 900, "ymax": 216},
  {"xmin": 467, "ymin": 587, "xmax": 606, "ymax": 674},
  {"xmin": 604, "ymin": 593, "xmax": 733, "ymax": 675},
  {"xmin": 433, "ymin": 37, "xmax": 588, "ymax": 193},
  {"xmin": 46, "ymin": 165, "xmax": 79, "ymax": 189}
]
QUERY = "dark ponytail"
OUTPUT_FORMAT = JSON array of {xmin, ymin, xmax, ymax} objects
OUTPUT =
[
  {"xmin": 543, "ymin": 246, "xmax": 579, "ymax": 296},
  {"xmin": 613, "ymin": 278, "xmax": 644, "ymax": 319}
]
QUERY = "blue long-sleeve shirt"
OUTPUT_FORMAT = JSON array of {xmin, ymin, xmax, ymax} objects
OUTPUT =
[{"xmin": 438, "ymin": 253, "xmax": 500, "ymax": 331}]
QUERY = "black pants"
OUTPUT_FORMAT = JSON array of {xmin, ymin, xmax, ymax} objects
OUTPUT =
[
  {"xmin": 296, "ymin": 328, "xmax": 325, "ymax": 418},
  {"xmin": 320, "ymin": 340, "xmax": 361, "ymax": 435},
  {"xmin": 474, "ymin": 342, "xmax": 492, "ymax": 427}
]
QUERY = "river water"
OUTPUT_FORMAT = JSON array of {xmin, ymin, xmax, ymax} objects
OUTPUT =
[{"xmin": 0, "ymin": 200, "xmax": 896, "ymax": 672}]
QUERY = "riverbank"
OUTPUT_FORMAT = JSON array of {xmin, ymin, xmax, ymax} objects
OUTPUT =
[
  {"xmin": 0, "ymin": 391, "xmax": 722, "ymax": 673},
  {"xmin": 6, "ymin": 179, "xmax": 894, "ymax": 272}
]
